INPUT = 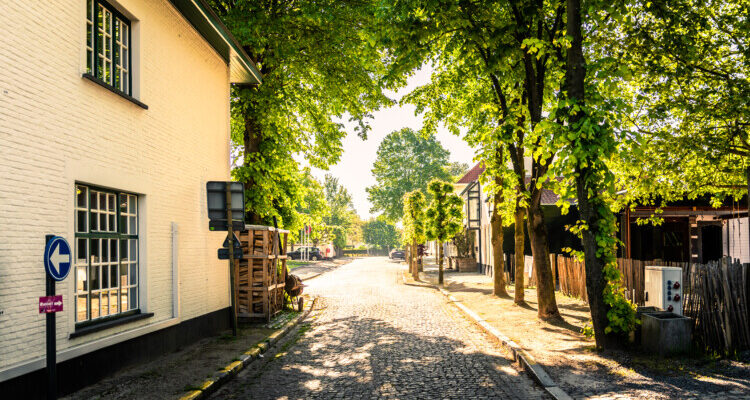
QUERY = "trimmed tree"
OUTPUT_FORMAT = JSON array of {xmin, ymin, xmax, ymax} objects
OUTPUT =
[
  {"xmin": 402, "ymin": 191, "xmax": 427, "ymax": 279},
  {"xmin": 425, "ymin": 180, "xmax": 464, "ymax": 285}
]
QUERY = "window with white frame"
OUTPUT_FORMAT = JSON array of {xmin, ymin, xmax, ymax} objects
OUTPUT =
[
  {"xmin": 86, "ymin": 0, "xmax": 131, "ymax": 94},
  {"xmin": 75, "ymin": 184, "xmax": 139, "ymax": 324}
]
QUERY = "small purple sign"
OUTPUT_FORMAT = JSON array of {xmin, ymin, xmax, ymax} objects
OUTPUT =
[{"xmin": 39, "ymin": 296, "xmax": 63, "ymax": 313}]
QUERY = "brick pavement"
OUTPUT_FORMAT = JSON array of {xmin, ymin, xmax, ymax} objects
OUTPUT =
[{"xmin": 211, "ymin": 257, "xmax": 549, "ymax": 399}]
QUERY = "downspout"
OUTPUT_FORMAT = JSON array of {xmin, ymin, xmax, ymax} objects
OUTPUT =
[{"xmin": 477, "ymin": 182, "xmax": 483, "ymax": 271}]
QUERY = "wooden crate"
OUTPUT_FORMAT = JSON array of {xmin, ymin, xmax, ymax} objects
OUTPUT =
[{"xmin": 235, "ymin": 225, "xmax": 288, "ymax": 322}]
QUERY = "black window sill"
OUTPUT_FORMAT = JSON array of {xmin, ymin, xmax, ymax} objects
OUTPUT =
[
  {"xmin": 82, "ymin": 73, "xmax": 148, "ymax": 109},
  {"xmin": 69, "ymin": 311, "xmax": 154, "ymax": 339}
]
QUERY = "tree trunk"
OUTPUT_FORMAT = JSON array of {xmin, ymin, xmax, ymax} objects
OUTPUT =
[
  {"xmin": 566, "ymin": 0, "xmax": 615, "ymax": 348},
  {"xmin": 438, "ymin": 241, "xmax": 444, "ymax": 285},
  {"xmin": 576, "ymin": 169, "xmax": 614, "ymax": 347},
  {"xmin": 526, "ymin": 195, "xmax": 561, "ymax": 320},
  {"xmin": 492, "ymin": 183, "xmax": 509, "ymax": 297},
  {"xmin": 514, "ymin": 204, "xmax": 526, "ymax": 304},
  {"xmin": 409, "ymin": 243, "xmax": 419, "ymax": 281},
  {"xmin": 242, "ymin": 109, "xmax": 263, "ymax": 224},
  {"xmin": 417, "ymin": 247, "xmax": 423, "ymax": 272}
]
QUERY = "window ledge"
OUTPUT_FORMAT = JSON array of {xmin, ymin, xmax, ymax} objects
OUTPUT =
[
  {"xmin": 82, "ymin": 73, "xmax": 148, "ymax": 109},
  {"xmin": 70, "ymin": 311, "xmax": 154, "ymax": 339}
]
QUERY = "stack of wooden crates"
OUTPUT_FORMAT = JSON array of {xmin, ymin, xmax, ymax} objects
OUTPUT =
[{"xmin": 234, "ymin": 225, "xmax": 289, "ymax": 322}]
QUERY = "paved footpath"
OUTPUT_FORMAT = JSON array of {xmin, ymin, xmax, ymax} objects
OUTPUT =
[{"xmin": 211, "ymin": 257, "xmax": 548, "ymax": 399}]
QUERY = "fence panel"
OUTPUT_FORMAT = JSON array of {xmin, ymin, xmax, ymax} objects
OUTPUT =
[{"xmin": 552, "ymin": 253, "xmax": 749, "ymax": 355}]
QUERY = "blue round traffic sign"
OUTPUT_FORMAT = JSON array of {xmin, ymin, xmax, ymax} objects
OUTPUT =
[{"xmin": 44, "ymin": 236, "xmax": 72, "ymax": 281}]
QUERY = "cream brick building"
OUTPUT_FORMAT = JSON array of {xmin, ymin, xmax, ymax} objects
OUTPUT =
[{"xmin": 0, "ymin": 0, "xmax": 260, "ymax": 396}]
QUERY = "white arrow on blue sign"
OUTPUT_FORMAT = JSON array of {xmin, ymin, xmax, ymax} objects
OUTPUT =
[{"xmin": 44, "ymin": 236, "xmax": 72, "ymax": 281}]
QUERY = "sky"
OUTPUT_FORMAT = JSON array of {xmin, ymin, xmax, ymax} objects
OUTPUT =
[{"xmin": 307, "ymin": 67, "xmax": 477, "ymax": 219}]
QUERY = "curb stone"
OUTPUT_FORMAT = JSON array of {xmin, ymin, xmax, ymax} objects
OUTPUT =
[
  {"xmin": 178, "ymin": 297, "xmax": 317, "ymax": 400},
  {"xmin": 405, "ymin": 270, "xmax": 572, "ymax": 400}
]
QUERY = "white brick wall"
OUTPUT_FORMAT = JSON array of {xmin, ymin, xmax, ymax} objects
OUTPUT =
[
  {"xmin": 723, "ymin": 218, "xmax": 750, "ymax": 263},
  {"xmin": 0, "ymin": 0, "xmax": 232, "ymax": 372}
]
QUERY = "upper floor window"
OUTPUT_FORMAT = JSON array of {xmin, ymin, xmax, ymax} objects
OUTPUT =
[{"xmin": 86, "ymin": 0, "xmax": 130, "ymax": 95}]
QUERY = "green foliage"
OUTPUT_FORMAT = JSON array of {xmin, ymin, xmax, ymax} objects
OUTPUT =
[
  {"xmin": 581, "ymin": 321, "xmax": 595, "ymax": 339},
  {"xmin": 376, "ymin": 0, "xmax": 637, "ymax": 333},
  {"xmin": 367, "ymin": 128, "xmax": 452, "ymax": 221},
  {"xmin": 402, "ymin": 190, "xmax": 427, "ymax": 246},
  {"xmin": 451, "ymin": 227, "xmax": 475, "ymax": 259},
  {"xmin": 446, "ymin": 162, "xmax": 470, "ymax": 182},
  {"xmin": 603, "ymin": 0, "xmax": 750, "ymax": 208},
  {"xmin": 425, "ymin": 179, "xmax": 464, "ymax": 243},
  {"xmin": 291, "ymin": 169, "xmax": 330, "ymax": 243},
  {"xmin": 322, "ymin": 175, "xmax": 358, "ymax": 250},
  {"xmin": 211, "ymin": 0, "xmax": 390, "ymax": 226},
  {"xmin": 362, "ymin": 218, "xmax": 401, "ymax": 249}
]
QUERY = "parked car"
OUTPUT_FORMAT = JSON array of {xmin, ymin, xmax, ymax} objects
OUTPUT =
[
  {"xmin": 389, "ymin": 249, "xmax": 405, "ymax": 260},
  {"xmin": 287, "ymin": 247, "xmax": 323, "ymax": 261}
]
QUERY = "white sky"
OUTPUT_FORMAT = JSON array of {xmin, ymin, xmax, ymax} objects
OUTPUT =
[{"xmin": 307, "ymin": 66, "xmax": 477, "ymax": 219}]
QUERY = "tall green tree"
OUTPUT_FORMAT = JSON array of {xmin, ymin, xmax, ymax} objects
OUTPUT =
[
  {"xmin": 210, "ymin": 0, "xmax": 390, "ymax": 227},
  {"xmin": 367, "ymin": 128, "xmax": 452, "ymax": 221},
  {"xmin": 402, "ymin": 190, "xmax": 427, "ymax": 279},
  {"xmin": 376, "ymin": 0, "xmax": 563, "ymax": 319},
  {"xmin": 293, "ymin": 169, "xmax": 330, "ymax": 244},
  {"xmin": 425, "ymin": 180, "xmax": 464, "ymax": 285},
  {"xmin": 548, "ymin": 0, "xmax": 636, "ymax": 348},
  {"xmin": 323, "ymin": 174, "xmax": 358, "ymax": 255},
  {"xmin": 362, "ymin": 218, "xmax": 401, "ymax": 250}
]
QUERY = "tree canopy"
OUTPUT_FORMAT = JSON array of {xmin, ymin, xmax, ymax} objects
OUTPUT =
[
  {"xmin": 362, "ymin": 218, "xmax": 401, "ymax": 249},
  {"xmin": 607, "ymin": 0, "xmax": 750, "ymax": 208},
  {"xmin": 210, "ymin": 0, "xmax": 391, "ymax": 227},
  {"xmin": 322, "ymin": 174, "xmax": 359, "ymax": 251},
  {"xmin": 366, "ymin": 128, "xmax": 452, "ymax": 221}
]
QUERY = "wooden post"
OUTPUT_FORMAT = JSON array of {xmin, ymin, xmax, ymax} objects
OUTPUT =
[
  {"xmin": 746, "ymin": 166, "xmax": 749, "ymax": 262},
  {"xmin": 226, "ymin": 183, "xmax": 237, "ymax": 336}
]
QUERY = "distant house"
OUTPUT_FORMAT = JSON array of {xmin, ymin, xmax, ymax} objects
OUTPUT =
[
  {"xmin": 453, "ymin": 163, "xmax": 746, "ymax": 275},
  {"xmin": 449, "ymin": 162, "xmax": 580, "ymax": 276},
  {"xmin": 0, "ymin": 0, "xmax": 261, "ymax": 396}
]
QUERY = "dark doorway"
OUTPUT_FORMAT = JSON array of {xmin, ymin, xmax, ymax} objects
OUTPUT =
[{"xmin": 701, "ymin": 225, "xmax": 722, "ymax": 263}]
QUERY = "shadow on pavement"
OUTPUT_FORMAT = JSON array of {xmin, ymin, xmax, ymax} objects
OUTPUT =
[{"xmin": 214, "ymin": 314, "xmax": 547, "ymax": 399}]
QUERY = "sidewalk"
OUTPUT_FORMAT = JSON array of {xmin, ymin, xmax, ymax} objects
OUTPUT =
[
  {"xmin": 418, "ymin": 263, "xmax": 750, "ymax": 399},
  {"xmin": 289, "ymin": 257, "xmax": 353, "ymax": 281},
  {"xmin": 61, "ymin": 306, "xmax": 311, "ymax": 400}
]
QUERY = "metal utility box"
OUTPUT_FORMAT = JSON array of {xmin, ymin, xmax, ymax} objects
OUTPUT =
[{"xmin": 644, "ymin": 266, "xmax": 683, "ymax": 315}]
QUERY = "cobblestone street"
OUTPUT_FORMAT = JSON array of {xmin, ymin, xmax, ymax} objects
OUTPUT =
[{"xmin": 211, "ymin": 257, "xmax": 548, "ymax": 399}]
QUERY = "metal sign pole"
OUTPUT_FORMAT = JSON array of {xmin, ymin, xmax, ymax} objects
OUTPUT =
[
  {"xmin": 225, "ymin": 183, "xmax": 238, "ymax": 336},
  {"xmin": 45, "ymin": 234, "xmax": 56, "ymax": 400}
]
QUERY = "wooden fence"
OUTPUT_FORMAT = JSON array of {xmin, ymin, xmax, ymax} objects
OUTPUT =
[
  {"xmin": 554, "ymin": 254, "xmax": 750, "ymax": 354},
  {"xmin": 685, "ymin": 260, "xmax": 750, "ymax": 354}
]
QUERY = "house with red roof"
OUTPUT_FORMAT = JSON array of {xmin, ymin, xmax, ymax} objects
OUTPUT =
[{"xmin": 447, "ymin": 162, "xmax": 581, "ymax": 278}]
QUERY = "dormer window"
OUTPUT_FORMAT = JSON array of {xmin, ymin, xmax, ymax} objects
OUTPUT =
[{"xmin": 86, "ymin": 0, "xmax": 131, "ymax": 95}]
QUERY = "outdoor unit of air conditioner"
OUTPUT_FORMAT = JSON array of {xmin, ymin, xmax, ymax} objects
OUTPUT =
[{"xmin": 644, "ymin": 266, "xmax": 683, "ymax": 315}]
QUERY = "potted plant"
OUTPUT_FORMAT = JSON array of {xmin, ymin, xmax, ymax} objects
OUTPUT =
[{"xmin": 451, "ymin": 228, "xmax": 476, "ymax": 272}]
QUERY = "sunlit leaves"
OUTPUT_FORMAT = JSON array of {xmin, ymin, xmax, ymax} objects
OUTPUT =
[{"xmin": 366, "ymin": 128, "xmax": 452, "ymax": 221}]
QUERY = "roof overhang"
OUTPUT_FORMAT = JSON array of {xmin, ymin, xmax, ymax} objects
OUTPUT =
[{"xmin": 170, "ymin": 0, "xmax": 262, "ymax": 84}]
